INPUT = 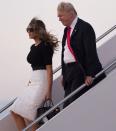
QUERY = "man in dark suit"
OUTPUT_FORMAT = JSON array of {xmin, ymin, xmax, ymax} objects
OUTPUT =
[{"xmin": 57, "ymin": 2, "xmax": 106, "ymax": 107}]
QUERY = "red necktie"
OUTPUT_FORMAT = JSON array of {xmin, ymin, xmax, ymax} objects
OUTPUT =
[{"xmin": 67, "ymin": 27, "xmax": 77, "ymax": 62}]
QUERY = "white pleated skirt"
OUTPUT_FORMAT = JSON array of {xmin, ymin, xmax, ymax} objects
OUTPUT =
[{"xmin": 10, "ymin": 70, "xmax": 48, "ymax": 121}]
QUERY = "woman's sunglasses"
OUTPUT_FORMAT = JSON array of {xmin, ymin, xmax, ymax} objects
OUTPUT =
[{"xmin": 26, "ymin": 28, "xmax": 35, "ymax": 32}]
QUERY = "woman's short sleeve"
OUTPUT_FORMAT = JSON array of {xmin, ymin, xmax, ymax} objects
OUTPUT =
[{"xmin": 43, "ymin": 44, "xmax": 53, "ymax": 65}]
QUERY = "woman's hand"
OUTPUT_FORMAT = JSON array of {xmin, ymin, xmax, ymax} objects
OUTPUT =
[{"xmin": 45, "ymin": 91, "xmax": 52, "ymax": 100}]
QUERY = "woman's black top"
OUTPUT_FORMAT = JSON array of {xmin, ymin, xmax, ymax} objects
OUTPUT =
[{"xmin": 27, "ymin": 42, "xmax": 53, "ymax": 70}]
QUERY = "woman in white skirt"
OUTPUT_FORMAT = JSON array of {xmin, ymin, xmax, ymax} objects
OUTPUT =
[{"xmin": 10, "ymin": 17, "xmax": 58, "ymax": 131}]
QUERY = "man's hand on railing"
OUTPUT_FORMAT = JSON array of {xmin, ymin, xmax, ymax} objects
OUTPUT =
[{"xmin": 85, "ymin": 76, "xmax": 94, "ymax": 86}]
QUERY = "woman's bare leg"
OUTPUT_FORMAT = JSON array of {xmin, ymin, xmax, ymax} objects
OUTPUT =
[
  {"xmin": 11, "ymin": 111, "xmax": 26, "ymax": 131},
  {"xmin": 25, "ymin": 119, "xmax": 39, "ymax": 131}
]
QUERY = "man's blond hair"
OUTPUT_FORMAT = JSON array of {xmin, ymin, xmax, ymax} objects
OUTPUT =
[{"xmin": 57, "ymin": 2, "xmax": 77, "ymax": 15}]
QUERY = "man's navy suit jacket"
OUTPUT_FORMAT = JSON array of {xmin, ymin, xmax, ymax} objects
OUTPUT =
[{"xmin": 61, "ymin": 18, "xmax": 103, "ymax": 77}]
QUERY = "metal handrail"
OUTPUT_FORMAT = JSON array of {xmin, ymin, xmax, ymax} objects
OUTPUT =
[
  {"xmin": 0, "ymin": 25, "xmax": 116, "ymax": 113},
  {"xmin": 0, "ymin": 98, "xmax": 17, "ymax": 113},
  {"xmin": 23, "ymin": 58, "xmax": 116, "ymax": 131},
  {"xmin": 96, "ymin": 25, "xmax": 116, "ymax": 42}
]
